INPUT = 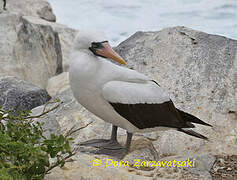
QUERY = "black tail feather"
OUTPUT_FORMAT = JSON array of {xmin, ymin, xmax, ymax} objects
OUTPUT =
[
  {"xmin": 177, "ymin": 128, "xmax": 208, "ymax": 140},
  {"xmin": 177, "ymin": 109, "xmax": 212, "ymax": 127}
]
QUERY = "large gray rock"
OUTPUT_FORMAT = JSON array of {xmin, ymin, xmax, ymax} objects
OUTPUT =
[
  {"xmin": 0, "ymin": 13, "xmax": 62, "ymax": 88},
  {"xmin": 0, "ymin": 76, "xmax": 51, "ymax": 114},
  {"xmin": 3, "ymin": 0, "xmax": 56, "ymax": 22},
  {"xmin": 23, "ymin": 16, "xmax": 78, "ymax": 72},
  {"xmin": 115, "ymin": 26, "xmax": 237, "ymax": 157}
]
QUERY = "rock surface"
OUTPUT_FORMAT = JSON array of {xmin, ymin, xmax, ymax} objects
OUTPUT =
[
  {"xmin": 45, "ymin": 152, "xmax": 216, "ymax": 180},
  {"xmin": 0, "ymin": 13, "xmax": 62, "ymax": 88},
  {"xmin": 46, "ymin": 72, "xmax": 70, "ymax": 97},
  {"xmin": 23, "ymin": 16, "xmax": 78, "ymax": 71},
  {"xmin": 45, "ymin": 154, "xmax": 153, "ymax": 180},
  {"xmin": 210, "ymin": 155, "xmax": 237, "ymax": 179},
  {"xmin": 0, "ymin": 76, "xmax": 51, "ymax": 114},
  {"xmin": 4, "ymin": 0, "xmax": 56, "ymax": 22}
]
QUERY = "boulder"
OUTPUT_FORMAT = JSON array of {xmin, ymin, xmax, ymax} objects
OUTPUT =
[
  {"xmin": 115, "ymin": 26, "xmax": 237, "ymax": 157},
  {"xmin": 0, "ymin": 14, "xmax": 62, "ymax": 88},
  {"xmin": 23, "ymin": 16, "xmax": 78, "ymax": 72},
  {"xmin": 3, "ymin": 0, "xmax": 56, "ymax": 22},
  {"xmin": 0, "ymin": 76, "xmax": 51, "ymax": 114}
]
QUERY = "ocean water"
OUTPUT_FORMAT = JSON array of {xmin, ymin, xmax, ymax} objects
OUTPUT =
[{"xmin": 49, "ymin": 0, "xmax": 237, "ymax": 46}]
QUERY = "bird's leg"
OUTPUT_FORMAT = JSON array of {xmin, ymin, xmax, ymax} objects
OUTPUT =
[
  {"xmin": 79, "ymin": 126, "xmax": 133, "ymax": 159},
  {"xmin": 111, "ymin": 125, "xmax": 118, "ymax": 141},
  {"xmin": 3, "ymin": 0, "xmax": 6, "ymax": 10},
  {"xmin": 79, "ymin": 125, "xmax": 120, "ymax": 148},
  {"xmin": 125, "ymin": 132, "xmax": 133, "ymax": 150}
]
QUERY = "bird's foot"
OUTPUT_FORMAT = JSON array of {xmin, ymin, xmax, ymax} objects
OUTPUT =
[
  {"xmin": 79, "ymin": 138, "xmax": 120, "ymax": 148},
  {"xmin": 78, "ymin": 138, "xmax": 128, "ymax": 159},
  {"xmin": 0, "ymin": 8, "xmax": 6, "ymax": 13},
  {"xmin": 93, "ymin": 146, "xmax": 128, "ymax": 159}
]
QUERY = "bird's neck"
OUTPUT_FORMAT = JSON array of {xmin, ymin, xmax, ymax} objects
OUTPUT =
[
  {"xmin": 69, "ymin": 49, "xmax": 102, "ymax": 81},
  {"xmin": 71, "ymin": 49, "xmax": 97, "ymax": 67}
]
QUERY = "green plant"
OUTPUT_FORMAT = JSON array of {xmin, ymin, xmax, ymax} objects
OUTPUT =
[{"xmin": 0, "ymin": 99, "xmax": 83, "ymax": 180}]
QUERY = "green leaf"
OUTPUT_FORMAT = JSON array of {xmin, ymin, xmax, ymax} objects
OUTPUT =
[{"xmin": 0, "ymin": 105, "xmax": 75, "ymax": 179}]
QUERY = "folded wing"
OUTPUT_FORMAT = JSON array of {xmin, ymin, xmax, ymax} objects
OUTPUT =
[{"xmin": 102, "ymin": 80, "xmax": 194, "ymax": 130}]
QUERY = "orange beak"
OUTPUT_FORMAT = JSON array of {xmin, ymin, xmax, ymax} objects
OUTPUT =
[{"xmin": 95, "ymin": 42, "xmax": 127, "ymax": 65}]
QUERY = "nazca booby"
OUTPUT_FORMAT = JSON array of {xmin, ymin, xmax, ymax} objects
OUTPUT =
[{"xmin": 69, "ymin": 31, "xmax": 211, "ymax": 158}]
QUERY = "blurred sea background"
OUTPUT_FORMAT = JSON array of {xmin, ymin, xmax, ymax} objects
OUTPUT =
[{"xmin": 49, "ymin": 0, "xmax": 237, "ymax": 46}]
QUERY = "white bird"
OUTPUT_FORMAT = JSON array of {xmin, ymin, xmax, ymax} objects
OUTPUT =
[{"xmin": 69, "ymin": 31, "xmax": 211, "ymax": 158}]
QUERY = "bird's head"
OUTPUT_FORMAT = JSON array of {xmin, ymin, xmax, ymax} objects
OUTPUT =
[{"xmin": 73, "ymin": 30, "xmax": 126, "ymax": 65}]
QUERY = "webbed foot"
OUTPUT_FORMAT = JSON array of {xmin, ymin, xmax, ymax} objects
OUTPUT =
[{"xmin": 77, "ymin": 126, "xmax": 133, "ymax": 159}]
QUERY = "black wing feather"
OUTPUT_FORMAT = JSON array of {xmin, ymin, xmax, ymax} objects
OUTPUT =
[
  {"xmin": 177, "ymin": 109, "xmax": 212, "ymax": 127},
  {"xmin": 178, "ymin": 128, "xmax": 208, "ymax": 140},
  {"xmin": 110, "ymin": 101, "xmax": 194, "ymax": 129}
]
